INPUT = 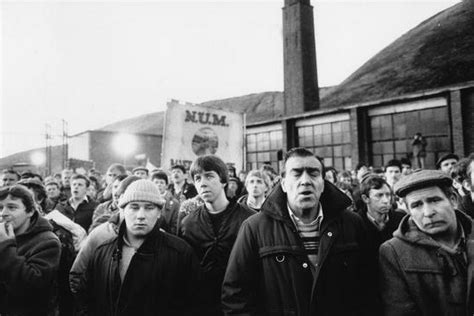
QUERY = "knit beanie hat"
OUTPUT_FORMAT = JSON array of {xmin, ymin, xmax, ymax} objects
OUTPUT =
[{"xmin": 118, "ymin": 179, "xmax": 164, "ymax": 208}]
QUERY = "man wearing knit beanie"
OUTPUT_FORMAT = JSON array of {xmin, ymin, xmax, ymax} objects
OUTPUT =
[{"xmin": 75, "ymin": 179, "xmax": 201, "ymax": 315}]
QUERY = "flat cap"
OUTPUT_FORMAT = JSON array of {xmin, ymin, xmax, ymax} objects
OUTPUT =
[
  {"xmin": 436, "ymin": 153, "xmax": 459, "ymax": 169},
  {"xmin": 394, "ymin": 169, "xmax": 452, "ymax": 197}
]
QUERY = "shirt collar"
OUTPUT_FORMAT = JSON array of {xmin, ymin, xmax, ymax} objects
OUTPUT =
[
  {"xmin": 287, "ymin": 203, "xmax": 324, "ymax": 227},
  {"xmin": 69, "ymin": 195, "xmax": 89, "ymax": 206}
]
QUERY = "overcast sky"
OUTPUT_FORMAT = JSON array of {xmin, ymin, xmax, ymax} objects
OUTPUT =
[{"xmin": 0, "ymin": 0, "xmax": 459, "ymax": 158}]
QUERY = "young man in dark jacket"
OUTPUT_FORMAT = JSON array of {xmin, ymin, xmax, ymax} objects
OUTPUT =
[
  {"xmin": 180, "ymin": 155, "xmax": 256, "ymax": 315},
  {"xmin": 0, "ymin": 185, "xmax": 61, "ymax": 316},
  {"xmin": 76, "ymin": 179, "xmax": 201, "ymax": 315},
  {"xmin": 380, "ymin": 169, "xmax": 474, "ymax": 315},
  {"xmin": 222, "ymin": 147, "xmax": 375, "ymax": 316}
]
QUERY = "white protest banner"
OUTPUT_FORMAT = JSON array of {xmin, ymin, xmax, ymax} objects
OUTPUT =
[{"xmin": 161, "ymin": 100, "xmax": 245, "ymax": 172}]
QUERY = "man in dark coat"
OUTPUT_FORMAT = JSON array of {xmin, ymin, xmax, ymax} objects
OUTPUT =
[
  {"xmin": 222, "ymin": 147, "xmax": 375, "ymax": 316},
  {"xmin": 0, "ymin": 185, "xmax": 61, "ymax": 316},
  {"xmin": 355, "ymin": 175, "xmax": 405, "ymax": 313},
  {"xmin": 56, "ymin": 174, "xmax": 98, "ymax": 231},
  {"xmin": 180, "ymin": 155, "xmax": 255, "ymax": 315},
  {"xmin": 380, "ymin": 169, "xmax": 474, "ymax": 315},
  {"xmin": 76, "ymin": 179, "xmax": 201, "ymax": 315}
]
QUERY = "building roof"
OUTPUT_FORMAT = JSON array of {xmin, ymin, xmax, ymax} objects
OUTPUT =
[{"xmin": 321, "ymin": 0, "xmax": 474, "ymax": 108}]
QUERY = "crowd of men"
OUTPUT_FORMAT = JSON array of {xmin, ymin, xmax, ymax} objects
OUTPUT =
[{"xmin": 1, "ymin": 149, "xmax": 474, "ymax": 315}]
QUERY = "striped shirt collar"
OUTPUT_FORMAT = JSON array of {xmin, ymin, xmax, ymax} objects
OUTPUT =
[{"xmin": 287, "ymin": 203, "xmax": 324, "ymax": 228}]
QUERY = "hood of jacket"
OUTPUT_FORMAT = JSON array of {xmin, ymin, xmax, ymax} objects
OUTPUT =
[
  {"xmin": 261, "ymin": 180, "xmax": 352, "ymax": 225},
  {"xmin": 393, "ymin": 209, "xmax": 472, "ymax": 248}
]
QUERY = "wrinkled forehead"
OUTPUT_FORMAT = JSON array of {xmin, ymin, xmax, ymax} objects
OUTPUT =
[
  {"xmin": 285, "ymin": 155, "xmax": 322, "ymax": 171},
  {"xmin": 404, "ymin": 185, "xmax": 447, "ymax": 202}
]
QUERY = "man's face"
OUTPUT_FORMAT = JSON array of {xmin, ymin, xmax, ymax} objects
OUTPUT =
[
  {"xmin": 61, "ymin": 170, "xmax": 72, "ymax": 187},
  {"xmin": 246, "ymin": 175, "xmax": 266, "ymax": 199},
  {"xmin": 106, "ymin": 168, "xmax": 121, "ymax": 185},
  {"xmin": 0, "ymin": 195, "xmax": 33, "ymax": 234},
  {"xmin": 440, "ymin": 159, "xmax": 458, "ymax": 174},
  {"xmin": 152, "ymin": 178, "xmax": 168, "ymax": 195},
  {"xmin": 281, "ymin": 156, "xmax": 324, "ymax": 214},
  {"xmin": 1, "ymin": 173, "xmax": 19, "ymax": 187},
  {"xmin": 363, "ymin": 184, "xmax": 392, "ymax": 215},
  {"xmin": 134, "ymin": 170, "xmax": 148, "ymax": 179},
  {"xmin": 124, "ymin": 201, "xmax": 160, "ymax": 238},
  {"xmin": 194, "ymin": 170, "xmax": 225, "ymax": 204},
  {"xmin": 46, "ymin": 184, "xmax": 60, "ymax": 199},
  {"xmin": 111, "ymin": 179, "xmax": 122, "ymax": 202},
  {"xmin": 385, "ymin": 166, "xmax": 401, "ymax": 185},
  {"xmin": 171, "ymin": 168, "xmax": 185, "ymax": 184},
  {"xmin": 405, "ymin": 186, "xmax": 457, "ymax": 237},
  {"xmin": 402, "ymin": 164, "xmax": 412, "ymax": 176},
  {"xmin": 71, "ymin": 179, "xmax": 88, "ymax": 200}
]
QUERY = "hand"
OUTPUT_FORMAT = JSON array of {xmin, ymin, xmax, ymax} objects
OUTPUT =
[{"xmin": 0, "ymin": 222, "xmax": 15, "ymax": 242}]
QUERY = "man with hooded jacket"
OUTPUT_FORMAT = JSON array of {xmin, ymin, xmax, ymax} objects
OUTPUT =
[{"xmin": 222, "ymin": 147, "xmax": 374, "ymax": 315}]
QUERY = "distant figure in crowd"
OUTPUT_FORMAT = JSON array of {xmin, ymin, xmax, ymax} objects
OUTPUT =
[
  {"xmin": 356, "ymin": 175, "xmax": 405, "ymax": 313},
  {"xmin": 437, "ymin": 153, "xmax": 459, "ymax": 175},
  {"xmin": 380, "ymin": 169, "xmax": 474, "ymax": 315},
  {"xmin": 385, "ymin": 159, "xmax": 402, "ymax": 189},
  {"xmin": 400, "ymin": 157, "xmax": 413, "ymax": 176},
  {"xmin": 56, "ymin": 174, "xmax": 98, "ymax": 231},
  {"xmin": 0, "ymin": 185, "xmax": 61, "ymax": 316},
  {"xmin": 355, "ymin": 162, "xmax": 369, "ymax": 183},
  {"xmin": 132, "ymin": 166, "xmax": 149, "ymax": 179},
  {"xmin": 98, "ymin": 163, "xmax": 127, "ymax": 202},
  {"xmin": 461, "ymin": 154, "xmax": 474, "ymax": 218},
  {"xmin": 169, "ymin": 164, "xmax": 197, "ymax": 202},
  {"xmin": 1, "ymin": 169, "xmax": 20, "ymax": 187},
  {"xmin": 76, "ymin": 179, "xmax": 201, "ymax": 315},
  {"xmin": 237, "ymin": 169, "xmax": 271, "ymax": 212},
  {"xmin": 411, "ymin": 132, "xmax": 427, "ymax": 169},
  {"xmin": 151, "ymin": 170, "xmax": 180, "ymax": 235},
  {"xmin": 89, "ymin": 174, "xmax": 128, "ymax": 232},
  {"xmin": 45, "ymin": 179, "xmax": 62, "ymax": 204},
  {"xmin": 222, "ymin": 147, "xmax": 375, "ymax": 315},
  {"xmin": 60, "ymin": 169, "xmax": 73, "ymax": 200},
  {"xmin": 180, "ymin": 155, "xmax": 255, "ymax": 315},
  {"xmin": 226, "ymin": 177, "xmax": 243, "ymax": 202}
]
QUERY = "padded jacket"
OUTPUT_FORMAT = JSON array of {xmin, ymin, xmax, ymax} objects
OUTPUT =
[{"xmin": 222, "ymin": 181, "xmax": 375, "ymax": 316}]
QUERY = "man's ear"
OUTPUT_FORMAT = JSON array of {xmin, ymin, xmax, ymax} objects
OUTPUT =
[
  {"xmin": 280, "ymin": 178, "xmax": 287, "ymax": 193},
  {"xmin": 361, "ymin": 194, "xmax": 370, "ymax": 204}
]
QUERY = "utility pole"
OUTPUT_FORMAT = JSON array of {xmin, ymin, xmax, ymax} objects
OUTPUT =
[{"xmin": 62, "ymin": 119, "xmax": 69, "ymax": 169}]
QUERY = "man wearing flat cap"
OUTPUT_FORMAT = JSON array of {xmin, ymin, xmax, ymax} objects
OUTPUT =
[
  {"xmin": 436, "ymin": 153, "xmax": 459, "ymax": 175},
  {"xmin": 132, "ymin": 166, "xmax": 149, "ymax": 179},
  {"xmin": 379, "ymin": 169, "xmax": 474, "ymax": 316}
]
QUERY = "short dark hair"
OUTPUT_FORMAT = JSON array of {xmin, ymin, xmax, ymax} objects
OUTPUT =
[
  {"xmin": 171, "ymin": 164, "xmax": 186, "ymax": 174},
  {"xmin": 114, "ymin": 174, "xmax": 128, "ymax": 183},
  {"xmin": 355, "ymin": 162, "xmax": 367, "ymax": 172},
  {"xmin": 0, "ymin": 185, "xmax": 36, "ymax": 213},
  {"xmin": 190, "ymin": 155, "xmax": 229, "ymax": 184},
  {"xmin": 282, "ymin": 147, "xmax": 324, "ymax": 177},
  {"xmin": 21, "ymin": 171, "xmax": 43, "ymax": 182},
  {"xmin": 71, "ymin": 174, "xmax": 90, "ymax": 187},
  {"xmin": 324, "ymin": 166, "xmax": 338, "ymax": 182},
  {"xmin": 17, "ymin": 178, "xmax": 47, "ymax": 203},
  {"xmin": 151, "ymin": 171, "xmax": 169, "ymax": 185},
  {"xmin": 400, "ymin": 158, "xmax": 411, "ymax": 167},
  {"xmin": 385, "ymin": 159, "xmax": 402, "ymax": 171},
  {"xmin": 360, "ymin": 176, "xmax": 391, "ymax": 197}
]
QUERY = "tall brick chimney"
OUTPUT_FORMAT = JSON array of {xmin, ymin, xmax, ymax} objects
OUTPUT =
[{"xmin": 283, "ymin": 0, "xmax": 320, "ymax": 115}]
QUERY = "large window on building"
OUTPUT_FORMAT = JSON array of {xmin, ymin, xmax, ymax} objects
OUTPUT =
[
  {"xmin": 370, "ymin": 106, "xmax": 450, "ymax": 168},
  {"xmin": 297, "ymin": 120, "xmax": 352, "ymax": 171},
  {"xmin": 246, "ymin": 128, "xmax": 282, "ymax": 172}
]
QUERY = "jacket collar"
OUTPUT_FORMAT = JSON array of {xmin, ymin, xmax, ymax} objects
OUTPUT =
[
  {"xmin": 394, "ymin": 209, "xmax": 473, "ymax": 248},
  {"xmin": 116, "ymin": 217, "xmax": 164, "ymax": 255},
  {"xmin": 261, "ymin": 180, "xmax": 352, "ymax": 226}
]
